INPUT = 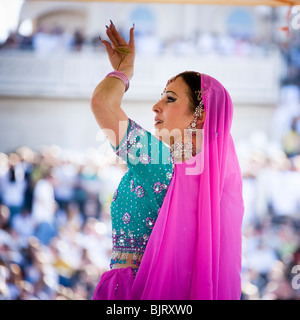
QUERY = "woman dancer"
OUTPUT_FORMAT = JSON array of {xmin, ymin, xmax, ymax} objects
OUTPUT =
[{"xmin": 91, "ymin": 22, "xmax": 244, "ymax": 300}]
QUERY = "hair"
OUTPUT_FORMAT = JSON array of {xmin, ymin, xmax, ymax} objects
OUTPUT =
[{"xmin": 172, "ymin": 71, "xmax": 202, "ymax": 113}]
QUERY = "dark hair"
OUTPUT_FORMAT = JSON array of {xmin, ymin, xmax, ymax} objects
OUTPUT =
[{"xmin": 174, "ymin": 71, "xmax": 202, "ymax": 113}]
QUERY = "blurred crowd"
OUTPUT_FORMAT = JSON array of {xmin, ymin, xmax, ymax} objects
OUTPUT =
[
  {"xmin": 1, "ymin": 134, "xmax": 300, "ymax": 299},
  {"xmin": 239, "ymin": 83, "xmax": 300, "ymax": 300},
  {"xmin": 0, "ymin": 145, "xmax": 126, "ymax": 300},
  {"xmin": 0, "ymin": 26, "xmax": 87, "ymax": 53},
  {"xmin": 0, "ymin": 24, "xmax": 274, "ymax": 58},
  {"xmin": 280, "ymin": 36, "xmax": 300, "ymax": 88},
  {"xmin": 240, "ymin": 151, "xmax": 300, "ymax": 300}
]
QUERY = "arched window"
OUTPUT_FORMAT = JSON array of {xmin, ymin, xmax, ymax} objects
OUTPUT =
[
  {"xmin": 130, "ymin": 6, "xmax": 156, "ymax": 35},
  {"xmin": 226, "ymin": 9, "xmax": 254, "ymax": 38}
]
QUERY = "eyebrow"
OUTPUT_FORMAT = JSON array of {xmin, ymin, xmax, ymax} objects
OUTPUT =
[{"xmin": 165, "ymin": 90, "xmax": 178, "ymax": 96}]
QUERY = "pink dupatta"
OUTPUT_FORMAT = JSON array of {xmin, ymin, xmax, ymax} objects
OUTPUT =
[{"xmin": 131, "ymin": 74, "xmax": 244, "ymax": 300}]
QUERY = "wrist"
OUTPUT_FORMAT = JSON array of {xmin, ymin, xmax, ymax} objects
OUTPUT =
[
  {"xmin": 106, "ymin": 71, "xmax": 130, "ymax": 92},
  {"xmin": 117, "ymin": 68, "xmax": 133, "ymax": 81}
]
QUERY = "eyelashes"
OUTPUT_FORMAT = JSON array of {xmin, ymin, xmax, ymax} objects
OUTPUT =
[
  {"xmin": 160, "ymin": 93, "xmax": 176, "ymax": 103},
  {"xmin": 167, "ymin": 97, "xmax": 176, "ymax": 103}
]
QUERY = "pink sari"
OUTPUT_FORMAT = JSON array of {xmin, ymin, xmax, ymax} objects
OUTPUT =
[{"xmin": 131, "ymin": 73, "xmax": 244, "ymax": 300}]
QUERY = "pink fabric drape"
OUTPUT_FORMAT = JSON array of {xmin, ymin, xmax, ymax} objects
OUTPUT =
[{"xmin": 131, "ymin": 73, "xmax": 244, "ymax": 300}]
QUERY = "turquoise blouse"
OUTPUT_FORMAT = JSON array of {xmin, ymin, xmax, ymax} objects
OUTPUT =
[{"xmin": 110, "ymin": 118, "xmax": 173, "ymax": 268}]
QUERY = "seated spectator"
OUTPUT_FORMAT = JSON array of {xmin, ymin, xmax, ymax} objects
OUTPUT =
[{"xmin": 11, "ymin": 207, "xmax": 35, "ymax": 245}]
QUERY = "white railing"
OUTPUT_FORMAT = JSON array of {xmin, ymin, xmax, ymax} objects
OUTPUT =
[{"xmin": 0, "ymin": 50, "xmax": 281, "ymax": 104}]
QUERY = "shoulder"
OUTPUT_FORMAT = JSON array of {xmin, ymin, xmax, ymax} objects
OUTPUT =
[{"xmin": 113, "ymin": 118, "xmax": 172, "ymax": 167}]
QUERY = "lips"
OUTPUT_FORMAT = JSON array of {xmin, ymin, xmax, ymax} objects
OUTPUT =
[{"xmin": 155, "ymin": 117, "xmax": 164, "ymax": 126}]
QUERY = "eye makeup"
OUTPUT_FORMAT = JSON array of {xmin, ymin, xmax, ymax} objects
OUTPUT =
[
  {"xmin": 161, "ymin": 91, "xmax": 177, "ymax": 103},
  {"xmin": 167, "ymin": 96, "xmax": 176, "ymax": 103}
]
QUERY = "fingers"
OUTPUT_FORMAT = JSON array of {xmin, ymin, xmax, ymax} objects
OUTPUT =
[
  {"xmin": 106, "ymin": 22, "xmax": 127, "ymax": 48},
  {"xmin": 101, "ymin": 39, "xmax": 114, "ymax": 56},
  {"xmin": 129, "ymin": 25, "xmax": 135, "ymax": 50},
  {"xmin": 106, "ymin": 28, "xmax": 119, "ymax": 49},
  {"xmin": 111, "ymin": 22, "xmax": 129, "ymax": 47},
  {"xmin": 101, "ymin": 22, "xmax": 135, "ymax": 51}
]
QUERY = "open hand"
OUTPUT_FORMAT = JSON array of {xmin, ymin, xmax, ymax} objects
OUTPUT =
[{"xmin": 100, "ymin": 21, "xmax": 135, "ymax": 80}]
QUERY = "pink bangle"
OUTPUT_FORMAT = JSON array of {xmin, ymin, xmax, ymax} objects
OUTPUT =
[{"xmin": 105, "ymin": 71, "xmax": 130, "ymax": 92}]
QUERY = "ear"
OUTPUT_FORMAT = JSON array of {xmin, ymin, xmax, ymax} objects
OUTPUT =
[{"xmin": 196, "ymin": 110, "xmax": 205, "ymax": 129}]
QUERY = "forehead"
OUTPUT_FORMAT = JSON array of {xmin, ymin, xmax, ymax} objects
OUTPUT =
[{"xmin": 164, "ymin": 76, "xmax": 189, "ymax": 95}]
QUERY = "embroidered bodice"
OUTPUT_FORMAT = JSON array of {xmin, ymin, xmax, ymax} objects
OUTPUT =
[{"xmin": 110, "ymin": 119, "xmax": 173, "ymax": 268}]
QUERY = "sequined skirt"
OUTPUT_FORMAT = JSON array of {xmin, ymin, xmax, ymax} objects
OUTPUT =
[{"xmin": 92, "ymin": 267, "xmax": 138, "ymax": 300}]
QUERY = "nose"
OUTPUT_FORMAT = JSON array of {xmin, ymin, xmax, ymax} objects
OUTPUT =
[{"xmin": 152, "ymin": 101, "xmax": 161, "ymax": 114}]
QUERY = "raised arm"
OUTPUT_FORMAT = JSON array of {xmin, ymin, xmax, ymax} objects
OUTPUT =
[{"xmin": 91, "ymin": 22, "xmax": 135, "ymax": 147}]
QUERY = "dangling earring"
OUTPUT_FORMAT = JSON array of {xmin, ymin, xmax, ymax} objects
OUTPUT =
[
  {"xmin": 187, "ymin": 105, "xmax": 203, "ymax": 135},
  {"xmin": 187, "ymin": 90, "xmax": 204, "ymax": 136}
]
